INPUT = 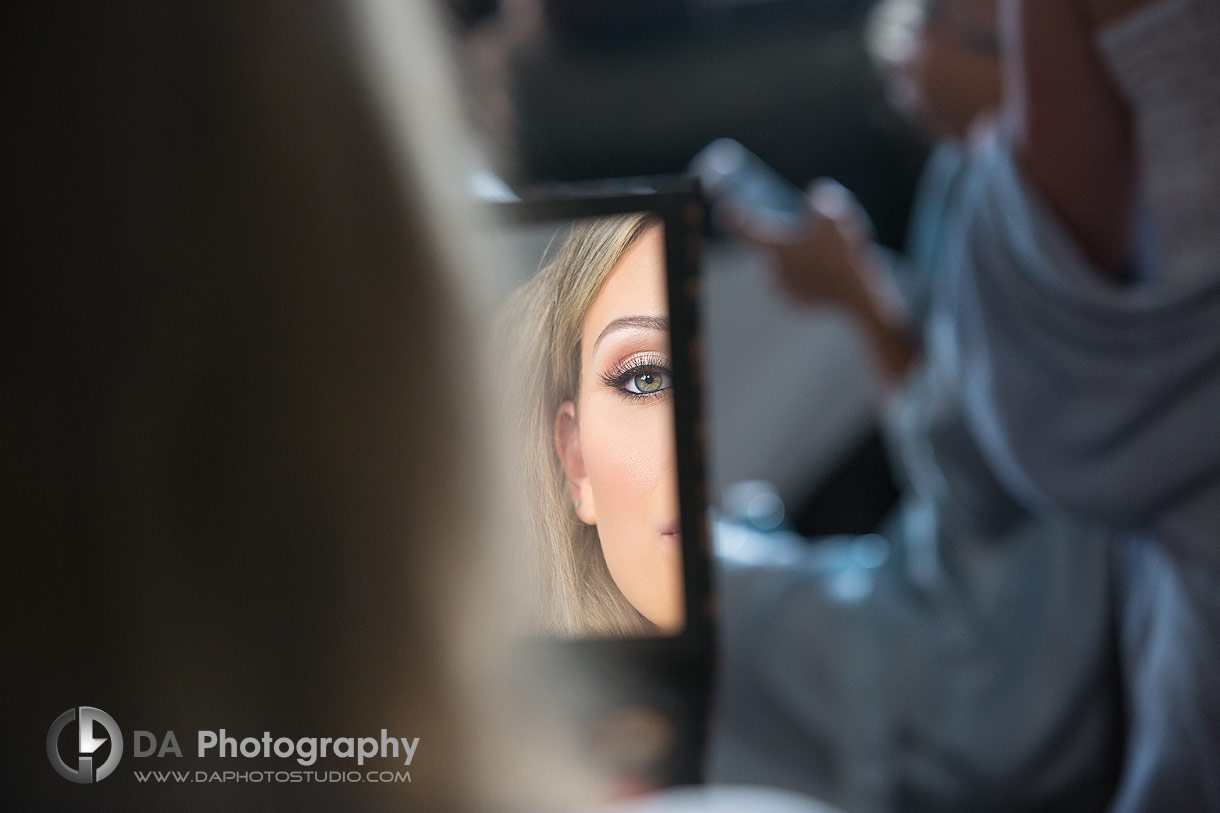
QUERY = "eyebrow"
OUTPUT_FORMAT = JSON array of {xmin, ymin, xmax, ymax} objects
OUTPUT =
[{"xmin": 592, "ymin": 315, "xmax": 669, "ymax": 354}]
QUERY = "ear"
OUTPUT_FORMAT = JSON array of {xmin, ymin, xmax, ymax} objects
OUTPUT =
[{"xmin": 554, "ymin": 400, "xmax": 596, "ymax": 525}]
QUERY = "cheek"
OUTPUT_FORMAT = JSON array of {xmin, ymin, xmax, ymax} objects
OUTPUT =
[{"xmin": 581, "ymin": 403, "xmax": 674, "ymax": 512}]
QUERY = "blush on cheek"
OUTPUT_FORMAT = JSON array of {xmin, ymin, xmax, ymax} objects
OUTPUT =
[{"xmin": 583, "ymin": 406, "xmax": 673, "ymax": 507}]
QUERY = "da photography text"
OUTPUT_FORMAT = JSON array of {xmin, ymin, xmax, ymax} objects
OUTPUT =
[{"xmin": 138, "ymin": 729, "xmax": 419, "ymax": 766}]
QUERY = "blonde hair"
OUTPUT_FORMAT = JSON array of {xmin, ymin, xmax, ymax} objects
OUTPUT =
[{"xmin": 501, "ymin": 213, "xmax": 660, "ymax": 637}]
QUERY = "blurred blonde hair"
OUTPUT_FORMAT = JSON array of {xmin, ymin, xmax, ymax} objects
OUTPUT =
[
  {"xmin": 500, "ymin": 214, "xmax": 659, "ymax": 637},
  {"xmin": 3, "ymin": 0, "xmax": 524, "ymax": 808}
]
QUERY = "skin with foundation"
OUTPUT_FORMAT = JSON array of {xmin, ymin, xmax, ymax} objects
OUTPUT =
[{"xmin": 553, "ymin": 225, "xmax": 685, "ymax": 633}]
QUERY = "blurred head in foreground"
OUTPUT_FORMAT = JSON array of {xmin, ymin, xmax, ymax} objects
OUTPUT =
[
  {"xmin": 2, "ymin": 0, "xmax": 556, "ymax": 807},
  {"xmin": 868, "ymin": 0, "xmax": 1002, "ymax": 140},
  {"xmin": 500, "ymin": 215, "xmax": 686, "ymax": 638}
]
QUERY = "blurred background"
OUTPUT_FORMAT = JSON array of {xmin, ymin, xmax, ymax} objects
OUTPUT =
[{"xmin": 451, "ymin": 0, "xmax": 922, "ymax": 535}]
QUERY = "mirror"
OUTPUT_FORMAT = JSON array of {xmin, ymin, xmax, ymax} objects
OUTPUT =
[
  {"xmin": 485, "ymin": 185, "xmax": 714, "ymax": 790},
  {"xmin": 494, "ymin": 211, "xmax": 686, "ymax": 638}
]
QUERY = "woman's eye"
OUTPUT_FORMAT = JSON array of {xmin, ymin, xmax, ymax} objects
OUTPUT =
[
  {"xmin": 622, "ymin": 369, "xmax": 669, "ymax": 395},
  {"xmin": 600, "ymin": 354, "xmax": 672, "ymax": 398}
]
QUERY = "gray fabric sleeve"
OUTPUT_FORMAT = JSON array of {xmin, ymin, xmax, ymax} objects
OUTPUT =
[
  {"xmin": 951, "ymin": 137, "xmax": 1220, "ymax": 528},
  {"xmin": 1096, "ymin": 0, "xmax": 1220, "ymax": 289}
]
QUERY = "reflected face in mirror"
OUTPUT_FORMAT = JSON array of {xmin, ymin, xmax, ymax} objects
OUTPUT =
[{"xmin": 554, "ymin": 225, "xmax": 684, "ymax": 633}]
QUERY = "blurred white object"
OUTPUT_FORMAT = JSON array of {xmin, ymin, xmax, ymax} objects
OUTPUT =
[
  {"xmin": 600, "ymin": 784, "xmax": 842, "ymax": 813},
  {"xmin": 721, "ymin": 480, "xmax": 787, "ymax": 531}
]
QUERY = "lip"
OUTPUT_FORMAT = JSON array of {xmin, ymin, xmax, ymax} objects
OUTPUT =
[{"xmin": 660, "ymin": 520, "xmax": 680, "ymax": 538}]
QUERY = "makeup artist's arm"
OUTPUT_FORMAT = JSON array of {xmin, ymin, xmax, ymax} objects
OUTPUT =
[{"xmin": 1002, "ymin": 0, "xmax": 1152, "ymax": 277}]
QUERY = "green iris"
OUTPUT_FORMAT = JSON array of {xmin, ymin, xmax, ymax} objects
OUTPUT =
[{"xmin": 634, "ymin": 372, "xmax": 662, "ymax": 394}]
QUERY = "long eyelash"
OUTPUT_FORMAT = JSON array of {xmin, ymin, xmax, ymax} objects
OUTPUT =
[{"xmin": 600, "ymin": 352, "xmax": 672, "ymax": 397}]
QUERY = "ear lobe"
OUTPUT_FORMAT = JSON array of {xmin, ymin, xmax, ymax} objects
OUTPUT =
[{"xmin": 554, "ymin": 400, "xmax": 596, "ymax": 525}]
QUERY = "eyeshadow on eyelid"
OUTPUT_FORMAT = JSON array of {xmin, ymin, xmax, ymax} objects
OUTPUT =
[
  {"xmin": 592, "ymin": 339, "xmax": 668, "ymax": 366},
  {"xmin": 605, "ymin": 350, "xmax": 670, "ymax": 367}
]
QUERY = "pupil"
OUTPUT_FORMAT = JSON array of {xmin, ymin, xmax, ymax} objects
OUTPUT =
[{"xmin": 636, "ymin": 372, "xmax": 659, "ymax": 392}]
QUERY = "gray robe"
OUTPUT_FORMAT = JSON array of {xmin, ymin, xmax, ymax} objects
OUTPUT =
[
  {"xmin": 708, "ymin": 145, "xmax": 1121, "ymax": 812},
  {"xmin": 949, "ymin": 5, "xmax": 1220, "ymax": 808}
]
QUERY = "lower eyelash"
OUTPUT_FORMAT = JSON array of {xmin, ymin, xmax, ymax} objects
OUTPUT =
[{"xmin": 609, "ymin": 366, "xmax": 670, "ymax": 388}]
